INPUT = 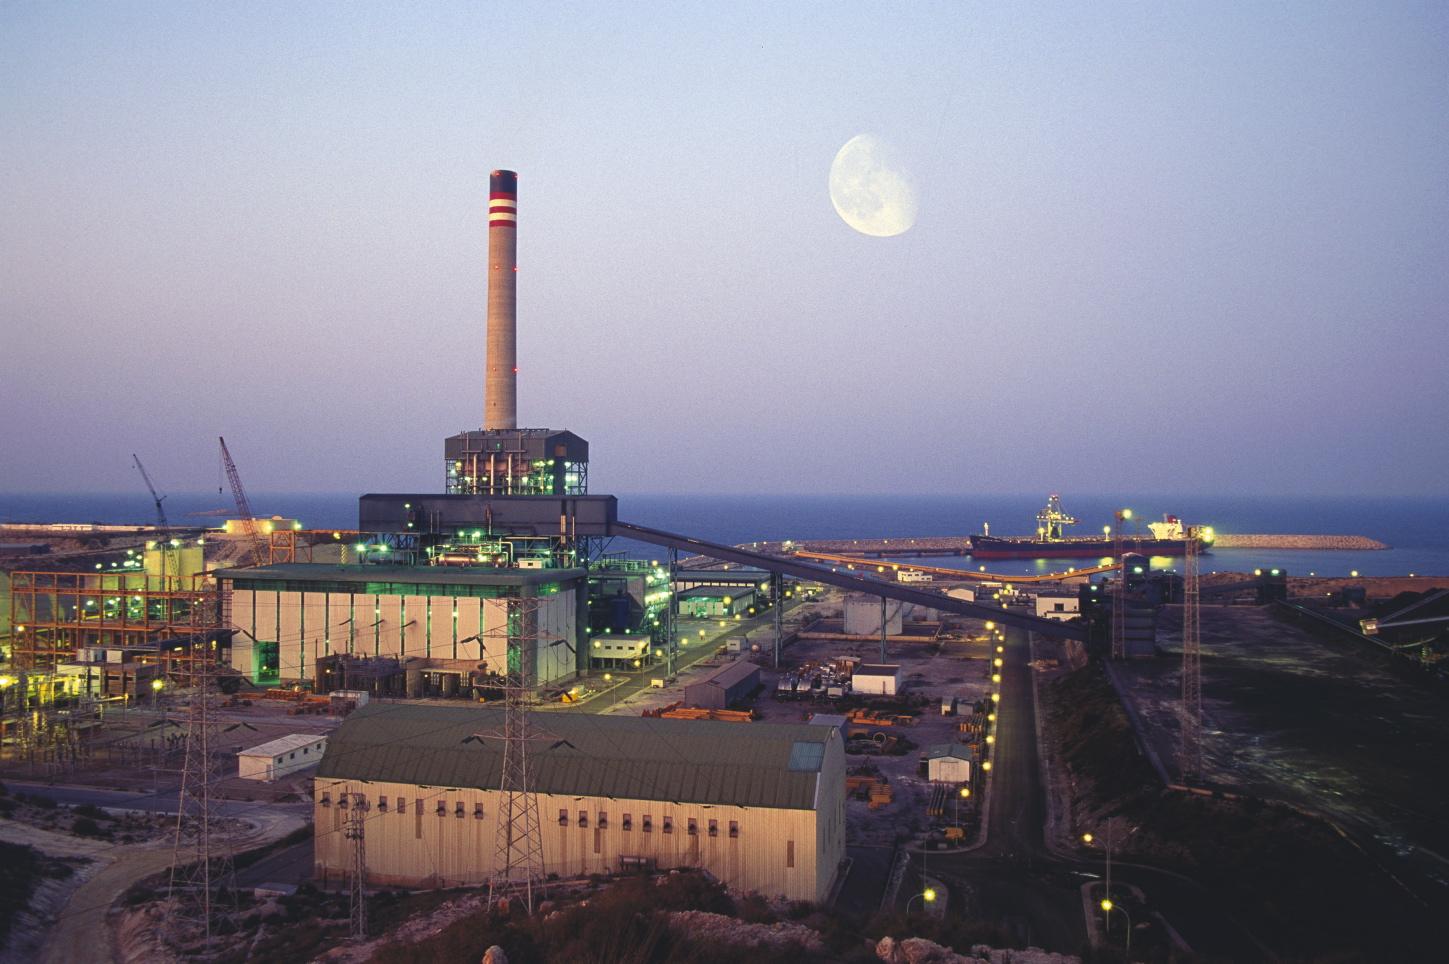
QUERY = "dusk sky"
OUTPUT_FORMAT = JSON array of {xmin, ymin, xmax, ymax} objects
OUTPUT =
[{"xmin": 2, "ymin": 2, "xmax": 1446, "ymax": 497}]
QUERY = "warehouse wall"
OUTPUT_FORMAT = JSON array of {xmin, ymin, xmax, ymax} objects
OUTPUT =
[
  {"xmin": 313, "ymin": 774, "xmax": 842, "ymax": 902},
  {"xmin": 229, "ymin": 587, "xmax": 576, "ymax": 687}
]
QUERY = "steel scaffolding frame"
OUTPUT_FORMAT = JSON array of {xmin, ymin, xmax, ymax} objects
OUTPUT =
[{"xmin": 8, "ymin": 569, "xmax": 220, "ymax": 669}]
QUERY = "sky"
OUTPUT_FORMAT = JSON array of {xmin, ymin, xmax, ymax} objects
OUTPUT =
[{"xmin": 2, "ymin": 1, "xmax": 1446, "ymax": 497}]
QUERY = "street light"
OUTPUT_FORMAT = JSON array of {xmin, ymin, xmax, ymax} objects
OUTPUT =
[
  {"xmin": 1099, "ymin": 898, "xmax": 1132, "ymax": 959},
  {"xmin": 905, "ymin": 887, "xmax": 937, "ymax": 914}
]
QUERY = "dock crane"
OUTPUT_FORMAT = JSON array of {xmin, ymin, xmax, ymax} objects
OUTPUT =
[
  {"xmin": 132, "ymin": 454, "xmax": 170, "ymax": 532},
  {"xmin": 132, "ymin": 453, "xmax": 176, "ymax": 596},
  {"xmin": 219, "ymin": 437, "xmax": 267, "ymax": 567}
]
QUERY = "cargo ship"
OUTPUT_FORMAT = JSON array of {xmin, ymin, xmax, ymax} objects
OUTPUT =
[{"xmin": 969, "ymin": 494, "xmax": 1212, "ymax": 560}]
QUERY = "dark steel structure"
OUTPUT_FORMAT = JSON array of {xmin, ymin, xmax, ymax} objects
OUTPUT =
[{"xmin": 443, "ymin": 429, "xmax": 589, "ymax": 496}]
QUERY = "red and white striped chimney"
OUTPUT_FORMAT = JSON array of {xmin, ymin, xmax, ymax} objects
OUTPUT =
[{"xmin": 484, "ymin": 169, "xmax": 518, "ymax": 430}]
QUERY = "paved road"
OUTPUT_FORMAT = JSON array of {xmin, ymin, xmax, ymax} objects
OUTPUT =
[
  {"xmin": 553, "ymin": 600, "xmax": 813, "ymax": 714},
  {"xmin": 5, "ymin": 779, "xmax": 310, "ymax": 821},
  {"xmin": 12, "ymin": 786, "xmax": 309, "ymax": 964},
  {"xmin": 918, "ymin": 628, "xmax": 1268, "ymax": 960}
]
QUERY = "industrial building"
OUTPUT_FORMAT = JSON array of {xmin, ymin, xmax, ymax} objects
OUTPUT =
[
  {"xmin": 218, "ymin": 563, "xmax": 585, "ymax": 688},
  {"xmin": 852, "ymin": 663, "xmax": 902, "ymax": 696},
  {"xmin": 1032, "ymin": 591, "xmax": 1081, "ymax": 622},
  {"xmin": 676, "ymin": 586, "xmax": 756, "ymax": 619},
  {"xmin": 925, "ymin": 744, "xmax": 974, "ymax": 783},
  {"xmin": 683, "ymin": 660, "xmax": 760, "ymax": 709},
  {"xmin": 313, "ymin": 704, "xmax": 846, "ymax": 902},
  {"xmin": 238, "ymin": 733, "xmax": 327, "ymax": 782}
]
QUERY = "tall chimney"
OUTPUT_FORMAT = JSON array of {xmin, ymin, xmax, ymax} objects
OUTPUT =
[{"xmin": 484, "ymin": 169, "xmax": 518, "ymax": 430}]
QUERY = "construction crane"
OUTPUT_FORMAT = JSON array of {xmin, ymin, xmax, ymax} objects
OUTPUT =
[
  {"xmin": 219, "ymin": 437, "xmax": 267, "ymax": 567},
  {"xmin": 132, "ymin": 454, "xmax": 170, "ymax": 532}
]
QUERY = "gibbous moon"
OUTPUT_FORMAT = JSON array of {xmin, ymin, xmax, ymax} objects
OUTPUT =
[{"xmin": 828, "ymin": 134, "xmax": 919, "ymax": 237}]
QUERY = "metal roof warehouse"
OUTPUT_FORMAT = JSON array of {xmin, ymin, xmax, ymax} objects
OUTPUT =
[{"xmin": 318, "ymin": 702, "xmax": 832, "ymax": 810}]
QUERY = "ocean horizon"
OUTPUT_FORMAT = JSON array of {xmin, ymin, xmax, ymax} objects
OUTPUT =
[{"xmin": 3, "ymin": 490, "xmax": 1447, "ymax": 578}]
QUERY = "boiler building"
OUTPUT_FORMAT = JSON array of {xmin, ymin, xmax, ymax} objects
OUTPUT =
[
  {"xmin": 313, "ymin": 703, "xmax": 845, "ymax": 902},
  {"xmin": 218, "ymin": 564, "xmax": 585, "ymax": 688}
]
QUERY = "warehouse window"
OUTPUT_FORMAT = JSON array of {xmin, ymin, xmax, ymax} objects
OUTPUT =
[
  {"xmin": 622, "ymin": 813, "xmax": 632, "ymax": 831},
  {"xmin": 436, "ymin": 801, "xmax": 447, "ymax": 816},
  {"xmin": 474, "ymin": 802, "xmax": 485, "ymax": 819},
  {"xmin": 787, "ymin": 741, "xmax": 825, "ymax": 772},
  {"xmin": 687, "ymin": 818, "xmax": 698, "ymax": 836},
  {"xmin": 578, "ymin": 810, "xmax": 588, "ymax": 828},
  {"xmin": 708, "ymin": 819, "xmax": 718, "ymax": 837},
  {"xmin": 598, "ymin": 811, "xmax": 608, "ymax": 828},
  {"xmin": 662, "ymin": 816, "xmax": 673, "ymax": 834},
  {"xmin": 397, "ymin": 797, "xmax": 407, "ymax": 814},
  {"xmin": 642, "ymin": 815, "xmax": 652, "ymax": 833},
  {"xmin": 558, "ymin": 809, "xmax": 569, "ymax": 826},
  {"xmin": 786, "ymin": 840, "xmax": 795, "ymax": 868},
  {"xmin": 337, "ymin": 795, "xmax": 349, "ymax": 809},
  {"xmin": 455, "ymin": 802, "xmax": 465, "ymax": 818},
  {"xmin": 377, "ymin": 795, "xmax": 388, "ymax": 812},
  {"xmin": 319, "ymin": 792, "xmax": 331, "ymax": 807},
  {"xmin": 729, "ymin": 820, "xmax": 739, "ymax": 838}
]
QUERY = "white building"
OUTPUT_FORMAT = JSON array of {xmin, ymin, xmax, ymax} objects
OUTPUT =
[
  {"xmin": 1033, "ymin": 591, "xmax": 1080, "ymax": 622},
  {"xmin": 238, "ymin": 733, "xmax": 328, "ymax": 782},
  {"xmin": 852, "ymin": 663, "xmax": 902, "ymax": 696},
  {"xmin": 925, "ymin": 744, "xmax": 974, "ymax": 783},
  {"xmin": 313, "ymin": 704, "xmax": 846, "ymax": 902}
]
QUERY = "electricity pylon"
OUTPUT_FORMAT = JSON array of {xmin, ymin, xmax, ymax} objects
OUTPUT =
[
  {"xmin": 1180, "ymin": 531, "xmax": 1203, "ymax": 780},
  {"xmin": 470, "ymin": 596, "xmax": 550, "ymax": 914},
  {"xmin": 1110, "ymin": 510, "xmax": 1129, "ymax": 660},
  {"xmin": 345, "ymin": 790, "xmax": 368, "ymax": 940},
  {"xmin": 167, "ymin": 632, "xmax": 234, "ymax": 949}
]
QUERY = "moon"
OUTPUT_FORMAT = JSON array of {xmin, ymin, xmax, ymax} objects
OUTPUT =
[{"xmin": 828, "ymin": 134, "xmax": 919, "ymax": 237}]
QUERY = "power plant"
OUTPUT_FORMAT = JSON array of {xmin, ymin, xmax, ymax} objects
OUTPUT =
[{"xmin": 0, "ymin": 166, "xmax": 1224, "ymax": 943}]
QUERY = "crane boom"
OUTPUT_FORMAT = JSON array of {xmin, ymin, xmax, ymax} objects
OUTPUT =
[
  {"xmin": 132, "ymin": 454, "xmax": 170, "ymax": 532},
  {"xmin": 219, "ymin": 436, "xmax": 267, "ymax": 566}
]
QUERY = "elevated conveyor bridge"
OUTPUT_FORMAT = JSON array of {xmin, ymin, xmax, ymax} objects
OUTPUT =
[{"xmin": 610, "ymin": 520, "xmax": 1085, "ymax": 641}]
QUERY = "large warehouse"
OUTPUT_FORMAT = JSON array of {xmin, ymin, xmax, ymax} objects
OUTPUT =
[{"xmin": 313, "ymin": 703, "xmax": 845, "ymax": 902}]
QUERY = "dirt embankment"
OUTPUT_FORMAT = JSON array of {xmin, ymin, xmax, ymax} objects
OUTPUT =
[{"xmin": 1039, "ymin": 662, "xmax": 1443, "ymax": 960}]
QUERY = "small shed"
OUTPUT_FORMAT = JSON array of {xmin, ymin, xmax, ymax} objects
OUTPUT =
[
  {"xmin": 852, "ymin": 663, "xmax": 902, "ymax": 696},
  {"xmin": 238, "ymin": 733, "xmax": 328, "ymax": 782},
  {"xmin": 926, "ymin": 744, "xmax": 974, "ymax": 783},
  {"xmin": 684, "ymin": 660, "xmax": 761, "ymax": 709}
]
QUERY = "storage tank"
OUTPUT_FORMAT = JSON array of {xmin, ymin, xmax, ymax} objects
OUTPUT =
[{"xmin": 843, "ymin": 594, "xmax": 904, "ymax": 636}]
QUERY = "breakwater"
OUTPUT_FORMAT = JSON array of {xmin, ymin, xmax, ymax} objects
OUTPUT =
[
  {"xmin": 1212, "ymin": 534, "xmax": 1387, "ymax": 550},
  {"xmin": 741, "ymin": 533, "xmax": 1389, "ymax": 558}
]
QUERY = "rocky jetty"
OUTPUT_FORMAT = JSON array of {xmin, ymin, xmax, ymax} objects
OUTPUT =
[{"xmin": 1212, "ymin": 533, "xmax": 1387, "ymax": 550}]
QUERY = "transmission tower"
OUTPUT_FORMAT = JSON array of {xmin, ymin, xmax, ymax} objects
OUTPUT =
[
  {"xmin": 1110, "ymin": 510, "xmax": 1128, "ymax": 660},
  {"xmin": 1180, "ymin": 531, "xmax": 1203, "ymax": 780},
  {"xmin": 167, "ymin": 630, "xmax": 235, "ymax": 950},
  {"xmin": 345, "ymin": 790, "xmax": 369, "ymax": 940},
  {"xmin": 478, "ymin": 596, "xmax": 548, "ymax": 914}
]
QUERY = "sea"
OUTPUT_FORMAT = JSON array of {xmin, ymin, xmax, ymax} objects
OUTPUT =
[{"xmin": 2, "ymin": 491, "xmax": 1447, "ymax": 578}]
